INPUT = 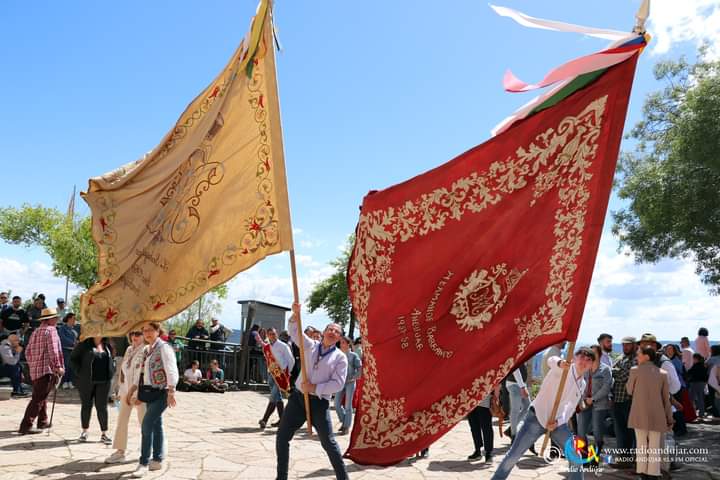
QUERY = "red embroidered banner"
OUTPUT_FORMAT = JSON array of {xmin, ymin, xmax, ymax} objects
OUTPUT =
[
  {"xmin": 346, "ymin": 53, "xmax": 641, "ymax": 465},
  {"xmin": 262, "ymin": 342, "xmax": 291, "ymax": 393}
]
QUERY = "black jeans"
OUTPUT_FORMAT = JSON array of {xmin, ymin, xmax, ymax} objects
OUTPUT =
[
  {"xmin": 276, "ymin": 390, "xmax": 347, "ymax": 480},
  {"xmin": 0, "ymin": 363, "xmax": 22, "ymax": 392},
  {"xmin": 79, "ymin": 381, "xmax": 111, "ymax": 431},
  {"xmin": 612, "ymin": 400, "xmax": 635, "ymax": 453},
  {"xmin": 468, "ymin": 405, "xmax": 494, "ymax": 455}
]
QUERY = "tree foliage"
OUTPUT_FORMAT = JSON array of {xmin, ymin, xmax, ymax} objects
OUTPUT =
[
  {"xmin": 307, "ymin": 236, "xmax": 354, "ymax": 332},
  {"xmin": 0, "ymin": 203, "xmax": 230, "ymax": 326},
  {"xmin": 0, "ymin": 204, "xmax": 98, "ymax": 289},
  {"xmin": 165, "ymin": 285, "xmax": 229, "ymax": 336},
  {"xmin": 613, "ymin": 51, "xmax": 720, "ymax": 293}
]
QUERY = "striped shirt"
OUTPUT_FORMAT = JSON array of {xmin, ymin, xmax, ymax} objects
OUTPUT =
[{"xmin": 25, "ymin": 324, "xmax": 63, "ymax": 380}]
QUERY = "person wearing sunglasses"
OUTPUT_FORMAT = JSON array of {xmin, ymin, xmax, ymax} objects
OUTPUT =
[{"xmin": 105, "ymin": 330, "xmax": 147, "ymax": 464}]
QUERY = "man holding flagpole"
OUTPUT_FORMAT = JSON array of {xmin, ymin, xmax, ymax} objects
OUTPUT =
[
  {"xmin": 491, "ymin": 347, "xmax": 595, "ymax": 480},
  {"xmin": 276, "ymin": 303, "xmax": 348, "ymax": 480}
]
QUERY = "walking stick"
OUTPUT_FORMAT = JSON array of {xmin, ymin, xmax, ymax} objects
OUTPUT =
[
  {"xmin": 47, "ymin": 374, "xmax": 61, "ymax": 436},
  {"xmin": 540, "ymin": 341, "xmax": 576, "ymax": 456}
]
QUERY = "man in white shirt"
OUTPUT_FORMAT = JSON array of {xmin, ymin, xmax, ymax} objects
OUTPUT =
[
  {"xmin": 492, "ymin": 347, "xmax": 595, "ymax": 480},
  {"xmin": 259, "ymin": 327, "xmax": 295, "ymax": 428},
  {"xmin": 276, "ymin": 303, "xmax": 348, "ymax": 480},
  {"xmin": 597, "ymin": 333, "xmax": 614, "ymax": 368}
]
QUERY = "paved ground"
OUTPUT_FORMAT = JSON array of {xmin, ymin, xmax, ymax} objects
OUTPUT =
[{"xmin": 0, "ymin": 389, "xmax": 718, "ymax": 479}]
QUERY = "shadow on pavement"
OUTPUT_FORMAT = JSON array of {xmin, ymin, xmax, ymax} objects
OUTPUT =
[
  {"xmin": 427, "ymin": 459, "xmax": 492, "ymax": 472},
  {"xmin": 31, "ymin": 460, "xmax": 120, "ymax": 478},
  {"xmin": 0, "ymin": 439, "xmax": 69, "ymax": 450}
]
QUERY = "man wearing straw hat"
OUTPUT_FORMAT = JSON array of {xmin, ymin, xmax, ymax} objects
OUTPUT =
[{"xmin": 17, "ymin": 307, "xmax": 64, "ymax": 435}]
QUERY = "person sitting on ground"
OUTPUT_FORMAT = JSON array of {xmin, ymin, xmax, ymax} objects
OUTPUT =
[
  {"xmin": 0, "ymin": 334, "xmax": 28, "ymax": 397},
  {"xmin": 207, "ymin": 359, "xmax": 227, "ymax": 393},
  {"xmin": 180, "ymin": 360, "xmax": 206, "ymax": 392}
]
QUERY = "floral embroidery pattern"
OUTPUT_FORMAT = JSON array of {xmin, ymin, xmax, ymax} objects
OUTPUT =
[
  {"xmin": 451, "ymin": 264, "xmax": 528, "ymax": 332},
  {"xmin": 83, "ymin": 34, "xmax": 284, "ymax": 336},
  {"xmin": 348, "ymin": 96, "xmax": 608, "ymax": 449}
]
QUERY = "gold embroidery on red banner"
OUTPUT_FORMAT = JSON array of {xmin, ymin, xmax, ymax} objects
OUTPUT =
[
  {"xmin": 451, "ymin": 263, "xmax": 528, "ymax": 332},
  {"xmin": 349, "ymin": 95, "xmax": 608, "ymax": 449}
]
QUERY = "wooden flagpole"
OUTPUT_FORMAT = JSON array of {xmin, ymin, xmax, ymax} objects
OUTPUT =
[
  {"xmin": 539, "ymin": 340, "xmax": 576, "ymax": 456},
  {"xmin": 264, "ymin": 1, "xmax": 313, "ymax": 435},
  {"xmin": 289, "ymin": 250, "xmax": 313, "ymax": 435},
  {"xmin": 539, "ymin": 0, "xmax": 649, "ymax": 458}
]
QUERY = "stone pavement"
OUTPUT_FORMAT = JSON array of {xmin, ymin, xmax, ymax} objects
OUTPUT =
[{"xmin": 0, "ymin": 389, "xmax": 718, "ymax": 479}]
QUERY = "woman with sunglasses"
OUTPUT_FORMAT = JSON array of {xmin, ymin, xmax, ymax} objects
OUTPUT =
[
  {"xmin": 131, "ymin": 322, "xmax": 179, "ymax": 478},
  {"xmin": 105, "ymin": 330, "xmax": 147, "ymax": 464}
]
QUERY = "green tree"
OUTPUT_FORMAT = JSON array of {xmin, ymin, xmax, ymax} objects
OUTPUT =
[
  {"xmin": 307, "ymin": 235, "xmax": 356, "ymax": 336},
  {"xmin": 613, "ymin": 50, "xmax": 720, "ymax": 293},
  {"xmin": 0, "ymin": 204, "xmax": 98, "ymax": 289},
  {"xmin": 0, "ymin": 203, "xmax": 230, "ymax": 326},
  {"xmin": 165, "ymin": 285, "xmax": 229, "ymax": 337}
]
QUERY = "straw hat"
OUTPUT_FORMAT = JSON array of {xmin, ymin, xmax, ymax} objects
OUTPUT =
[{"xmin": 37, "ymin": 308, "xmax": 59, "ymax": 322}]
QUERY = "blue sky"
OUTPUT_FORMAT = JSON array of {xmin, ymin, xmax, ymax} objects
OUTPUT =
[{"xmin": 1, "ymin": 0, "xmax": 719, "ymax": 343}]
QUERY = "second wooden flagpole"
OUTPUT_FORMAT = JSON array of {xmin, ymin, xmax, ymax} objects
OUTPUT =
[
  {"xmin": 289, "ymin": 249, "xmax": 313, "ymax": 435},
  {"xmin": 539, "ymin": 340, "xmax": 576, "ymax": 456},
  {"xmin": 262, "ymin": 0, "xmax": 313, "ymax": 436}
]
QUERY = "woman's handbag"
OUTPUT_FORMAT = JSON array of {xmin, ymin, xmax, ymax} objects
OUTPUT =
[
  {"xmin": 490, "ymin": 394, "xmax": 506, "ymax": 437},
  {"xmin": 137, "ymin": 373, "xmax": 164, "ymax": 403}
]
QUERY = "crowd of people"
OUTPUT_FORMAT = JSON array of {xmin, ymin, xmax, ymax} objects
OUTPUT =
[
  {"xmin": 3, "ymin": 289, "xmax": 719, "ymax": 480},
  {"xmin": 488, "ymin": 329, "xmax": 719, "ymax": 480}
]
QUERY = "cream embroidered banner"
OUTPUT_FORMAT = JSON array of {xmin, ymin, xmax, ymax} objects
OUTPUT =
[{"xmin": 80, "ymin": 0, "xmax": 291, "ymax": 337}]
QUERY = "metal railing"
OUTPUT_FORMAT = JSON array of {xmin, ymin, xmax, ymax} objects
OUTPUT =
[{"xmin": 173, "ymin": 336, "xmax": 269, "ymax": 389}]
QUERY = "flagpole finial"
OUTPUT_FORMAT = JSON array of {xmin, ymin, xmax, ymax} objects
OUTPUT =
[{"xmin": 633, "ymin": 0, "xmax": 650, "ymax": 34}]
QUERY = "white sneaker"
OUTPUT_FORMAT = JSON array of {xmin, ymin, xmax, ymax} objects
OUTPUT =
[
  {"xmin": 104, "ymin": 451, "xmax": 125, "ymax": 464},
  {"xmin": 149, "ymin": 460, "xmax": 162, "ymax": 471},
  {"xmin": 131, "ymin": 465, "xmax": 148, "ymax": 478}
]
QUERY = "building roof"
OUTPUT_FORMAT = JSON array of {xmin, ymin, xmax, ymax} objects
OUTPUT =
[{"xmin": 236, "ymin": 300, "xmax": 291, "ymax": 311}]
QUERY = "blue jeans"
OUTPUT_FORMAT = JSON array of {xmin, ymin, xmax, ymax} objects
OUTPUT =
[
  {"xmin": 507, "ymin": 382, "xmax": 530, "ymax": 436},
  {"xmin": 268, "ymin": 376, "xmax": 282, "ymax": 402},
  {"xmin": 62, "ymin": 348, "xmax": 74, "ymax": 384},
  {"xmin": 491, "ymin": 408, "xmax": 582, "ymax": 480},
  {"xmin": 276, "ymin": 390, "xmax": 347, "ymax": 480},
  {"xmin": 577, "ymin": 407, "xmax": 608, "ymax": 451},
  {"xmin": 334, "ymin": 382, "xmax": 356, "ymax": 429},
  {"xmin": 140, "ymin": 392, "xmax": 168, "ymax": 466}
]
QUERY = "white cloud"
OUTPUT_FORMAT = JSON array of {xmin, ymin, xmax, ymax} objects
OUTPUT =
[
  {"xmin": 578, "ymin": 236, "xmax": 720, "ymax": 343},
  {"xmin": 217, "ymin": 253, "xmax": 335, "ymax": 332},
  {"xmin": 0, "ymin": 257, "xmax": 80, "ymax": 302},
  {"xmin": 648, "ymin": 0, "xmax": 720, "ymax": 59}
]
